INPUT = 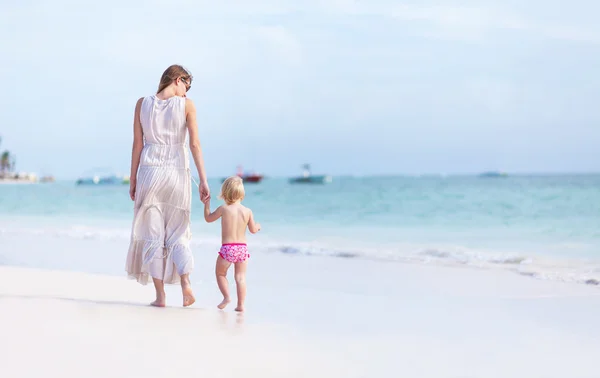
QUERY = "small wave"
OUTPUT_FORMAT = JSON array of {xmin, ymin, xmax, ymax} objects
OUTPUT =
[
  {"xmin": 264, "ymin": 243, "xmax": 529, "ymax": 269},
  {"xmin": 0, "ymin": 225, "xmax": 132, "ymax": 241},
  {"xmin": 515, "ymin": 259, "xmax": 600, "ymax": 286},
  {"xmin": 260, "ymin": 244, "xmax": 600, "ymax": 287},
  {"xmin": 418, "ymin": 248, "xmax": 527, "ymax": 265},
  {"xmin": 269, "ymin": 246, "xmax": 358, "ymax": 259}
]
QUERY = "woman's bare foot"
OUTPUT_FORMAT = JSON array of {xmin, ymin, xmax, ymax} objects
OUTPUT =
[
  {"xmin": 181, "ymin": 284, "xmax": 195, "ymax": 307},
  {"xmin": 150, "ymin": 297, "xmax": 166, "ymax": 307},
  {"xmin": 235, "ymin": 305, "xmax": 244, "ymax": 312},
  {"xmin": 217, "ymin": 297, "xmax": 230, "ymax": 310},
  {"xmin": 182, "ymin": 288, "xmax": 195, "ymax": 307}
]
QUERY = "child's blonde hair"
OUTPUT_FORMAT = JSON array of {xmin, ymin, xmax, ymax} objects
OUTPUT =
[{"xmin": 219, "ymin": 176, "xmax": 245, "ymax": 205}]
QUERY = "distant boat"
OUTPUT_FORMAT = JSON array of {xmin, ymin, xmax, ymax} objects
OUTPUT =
[
  {"xmin": 479, "ymin": 171, "xmax": 508, "ymax": 178},
  {"xmin": 76, "ymin": 174, "xmax": 129, "ymax": 185},
  {"xmin": 289, "ymin": 164, "xmax": 332, "ymax": 184},
  {"xmin": 222, "ymin": 166, "xmax": 264, "ymax": 184}
]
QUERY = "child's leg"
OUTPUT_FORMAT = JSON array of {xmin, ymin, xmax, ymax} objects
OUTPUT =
[
  {"xmin": 215, "ymin": 255, "xmax": 232, "ymax": 309},
  {"xmin": 234, "ymin": 261, "xmax": 248, "ymax": 312}
]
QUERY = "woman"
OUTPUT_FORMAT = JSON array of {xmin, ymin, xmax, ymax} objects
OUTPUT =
[{"xmin": 125, "ymin": 64, "xmax": 210, "ymax": 307}]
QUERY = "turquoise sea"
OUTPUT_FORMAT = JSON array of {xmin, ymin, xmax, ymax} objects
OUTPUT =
[{"xmin": 1, "ymin": 174, "xmax": 600, "ymax": 284}]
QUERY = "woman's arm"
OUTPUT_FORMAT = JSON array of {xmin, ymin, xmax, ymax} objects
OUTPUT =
[
  {"xmin": 185, "ymin": 98, "xmax": 210, "ymax": 202},
  {"xmin": 129, "ymin": 97, "xmax": 144, "ymax": 201},
  {"xmin": 186, "ymin": 98, "xmax": 207, "ymax": 183}
]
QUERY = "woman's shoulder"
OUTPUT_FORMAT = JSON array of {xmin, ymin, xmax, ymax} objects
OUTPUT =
[
  {"xmin": 134, "ymin": 97, "xmax": 145, "ymax": 113},
  {"xmin": 136, "ymin": 95, "xmax": 154, "ymax": 106},
  {"xmin": 184, "ymin": 97, "xmax": 196, "ymax": 113}
]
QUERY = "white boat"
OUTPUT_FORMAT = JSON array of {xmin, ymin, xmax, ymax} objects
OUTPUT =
[
  {"xmin": 76, "ymin": 173, "xmax": 129, "ymax": 185},
  {"xmin": 289, "ymin": 164, "xmax": 332, "ymax": 184}
]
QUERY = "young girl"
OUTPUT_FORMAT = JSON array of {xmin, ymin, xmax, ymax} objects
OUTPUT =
[{"xmin": 203, "ymin": 176, "xmax": 261, "ymax": 311}]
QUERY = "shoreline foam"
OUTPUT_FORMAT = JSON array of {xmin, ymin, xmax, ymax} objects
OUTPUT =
[{"xmin": 2, "ymin": 222, "xmax": 600, "ymax": 287}]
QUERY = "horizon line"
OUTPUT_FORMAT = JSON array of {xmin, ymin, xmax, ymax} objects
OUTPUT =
[{"xmin": 37, "ymin": 171, "xmax": 600, "ymax": 182}]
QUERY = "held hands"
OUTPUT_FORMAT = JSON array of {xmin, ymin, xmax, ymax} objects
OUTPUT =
[{"xmin": 199, "ymin": 181, "xmax": 210, "ymax": 203}]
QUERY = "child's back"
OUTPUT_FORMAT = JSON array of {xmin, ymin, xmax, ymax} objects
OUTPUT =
[{"xmin": 219, "ymin": 203, "xmax": 252, "ymax": 244}]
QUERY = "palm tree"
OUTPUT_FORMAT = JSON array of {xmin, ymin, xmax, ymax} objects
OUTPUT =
[
  {"xmin": 0, "ymin": 137, "xmax": 17, "ymax": 176},
  {"xmin": 1, "ymin": 151, "xmax": 10, "ymax": 174}
]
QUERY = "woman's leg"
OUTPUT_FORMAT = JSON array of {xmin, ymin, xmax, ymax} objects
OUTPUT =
[
  {"xmin": 151, "ymin": 278, "xmax": 166, "ymax": 307},
  {"xmin": 180, "ymin": 273, "xmax": 195, "ymax": 307}
]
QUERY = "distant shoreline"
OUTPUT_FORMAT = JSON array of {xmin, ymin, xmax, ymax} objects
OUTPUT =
[{"xmin": 0, "ymin": 178, "xmax": 37, "ymax": 184}]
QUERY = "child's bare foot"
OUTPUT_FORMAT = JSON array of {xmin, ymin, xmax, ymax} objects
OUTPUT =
[
  {"xmin": 217, "ymin": 298, "xmax": 230, "ymax": 310},
  {"xmin": 182, "ymin": 285, "xmax": 195, "ymax": 307},
  {"xmin": 235, "ymin": 305, "xmax": 244, "ymax": 312}
]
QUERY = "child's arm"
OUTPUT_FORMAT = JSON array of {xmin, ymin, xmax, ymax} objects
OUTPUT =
[
  {"xmin": 204, "ymin": 201, "xmax": 223, "ymax": 223},
  {"xmin": 247, "ymin": 210, "xmax": 261, "ymax": 234}
]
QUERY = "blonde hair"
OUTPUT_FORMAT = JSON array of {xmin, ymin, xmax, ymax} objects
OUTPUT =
[
  {"xmin": 157, "ymin": 64, "xmax": 193, "ymax": 94},
  {"xmin": 219, "ymin": 176, "xmax": 245, "ymax": 205}
]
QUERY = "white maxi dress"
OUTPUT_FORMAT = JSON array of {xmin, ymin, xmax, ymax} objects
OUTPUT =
[{"xmin": 125, "ymin": 95, "xmax": 194, "ymax": 285}]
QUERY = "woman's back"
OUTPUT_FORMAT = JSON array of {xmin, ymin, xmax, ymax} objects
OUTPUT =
[
  {"xmin": 140, "ymin": 95, "xmax": 186, "ymax": 144},
  {"xmin": 139, "ymin": 95, "xmax": 189, "ymax": 169}
]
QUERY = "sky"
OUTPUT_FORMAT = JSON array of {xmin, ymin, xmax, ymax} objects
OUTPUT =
[{"xmin": 0, "ymin": 0, "xmax": 599, "ymax": 179}]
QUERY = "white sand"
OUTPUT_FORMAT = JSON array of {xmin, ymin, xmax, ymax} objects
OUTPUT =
[
  {"xmin": 1, "ymin": 233, "xmax": 600, "ymax": 377},
  {"xmin": 0, "ymin": 266, "xmax": 354, "ymax": 378}
]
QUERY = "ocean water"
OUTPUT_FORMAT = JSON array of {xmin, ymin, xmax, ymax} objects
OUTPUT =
[{"xmin": 1, "ymin": 175, "xmax": 600, "ymax": 285}]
